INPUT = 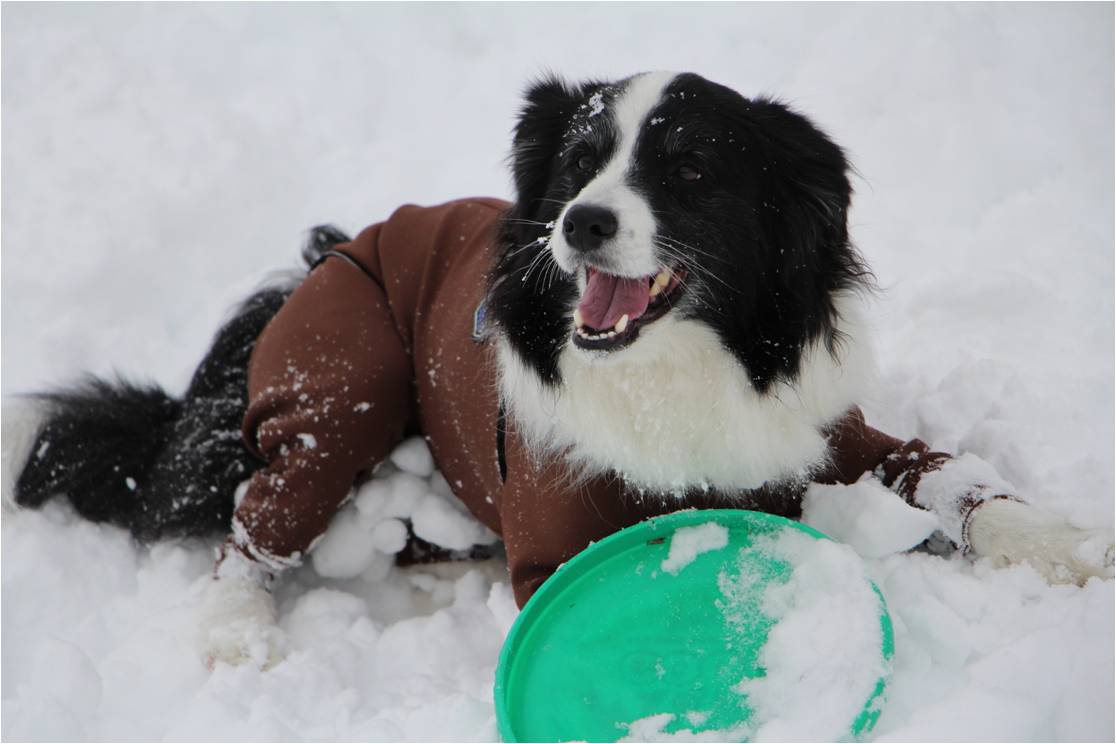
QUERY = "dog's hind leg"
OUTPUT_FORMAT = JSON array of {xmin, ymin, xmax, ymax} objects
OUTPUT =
[
  {"xmin": 130, "ymin": 288, "xmax": 290, "ymax": 541},
  {"xmin": 224, "ymin": 237, "xmax": 415, "ymax": 572},
  {"xmin": 198, "ymin": 546, "xmax": 286, "ymax": 670},
  {"xmin": 200, "ymin": 225, "xmax": 421, "ymax": 668},
  {"xmin": 7, "ymin": 284, "xmax": 296, "ymax": 541}
]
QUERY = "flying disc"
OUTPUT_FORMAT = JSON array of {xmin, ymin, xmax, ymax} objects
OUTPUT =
[{"xmin": 494, "ymin": 509, "xmax": 893, "ymax": 742}]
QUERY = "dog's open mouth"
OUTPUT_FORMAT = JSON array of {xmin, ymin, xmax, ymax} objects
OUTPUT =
[{"xmin": 571, "ymin": 266, "xmax": 685, "ymax": 351}]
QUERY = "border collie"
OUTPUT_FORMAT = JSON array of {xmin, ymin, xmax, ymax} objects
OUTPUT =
[
  {"xmin": 5, "ymin": 71, "xmax": 1111, "ymax": 669},
  {"xmin": 491, "ymin": 71, "xmax": 873, "ymax": 493}
]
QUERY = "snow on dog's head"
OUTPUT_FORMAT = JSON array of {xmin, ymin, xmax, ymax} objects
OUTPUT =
[{"xmin": 488, "ymin": 72, "xmax": 877, "ymax": 492}]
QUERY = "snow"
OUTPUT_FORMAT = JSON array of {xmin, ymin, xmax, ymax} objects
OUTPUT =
[
  {"xmin": 346, "ymin": 465, "xmax": 499, "ymax": 554},
  {"xmin": 586, "ymin": 90, "xmax": 607, "ymax": 118},
  {"xmin": 312, "ymin": 461, "xmax": 500, "ymax": 578},
  {"xmin": 1075, "ymin": 534, "xmax": 1111, "ymax": 566},
  {"xmin": 626, "ymin": 531, "xmax": 888, "ymax": 741},
  {"xmin": 914, "ymin": 453, "xmax": 1015, "ymax": 544},
  {"xmin": 310, "ymin": 505, "xmax": 383, "ymax": 580},
  {"xmin": 620, "ymin": 713, "xmax": 733, "ymax": 742},
  {"xmin": 728, "ymin": 532, "xmax": 887, "ymax": 741},
  {"xmin": 2, "ymin": 4, "xmax": 1113, "ymax": 742},
  {"xmin": 390, "ymin": 436, "xmax": 436, "ymax": 478},
  {"xmin": 411, "ymin": 492, "xmax": 497, "ymax": 552},
  {"xmin": 369, "ymin": 518, "xmax": 409, "ymax": 555},
  {"xmin": 802, "ymin": 475, "xmax": 940, "ymax": 558},
  {"xmin": 660, "ymin": 522, "xmax": 729, "ymax": 575}
]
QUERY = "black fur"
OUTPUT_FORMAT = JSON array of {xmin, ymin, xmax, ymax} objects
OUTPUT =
[
  {"xmin": 487, "ymin": 75, "xmax": 606, "ymax": 384},
  {"xmin": 488, "ymin": 72, "xmax": 873, "ymax": 392},
  {"xmin": 13, "ymin": 225, "xmax": 352, "ymax": 540}
]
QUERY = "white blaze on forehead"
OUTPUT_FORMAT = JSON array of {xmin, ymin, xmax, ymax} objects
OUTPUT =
[
  {"xmin": 550, "ymin": 71, "xmax": 678, "ymax": 277},
  {"xmin": 599, "ymin": 71, "xmax": 677, "ymax": 180}
]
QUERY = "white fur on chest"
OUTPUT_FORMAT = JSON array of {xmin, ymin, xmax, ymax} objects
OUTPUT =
[{"xmin": 497, "ymin": 294, "xmax": 876, "ymax": 494}]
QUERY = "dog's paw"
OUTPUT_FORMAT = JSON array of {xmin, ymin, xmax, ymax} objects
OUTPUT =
[
  {"xmin": 196, "ymin": 575, "xmax": 287, "ymax": 670},
  {"xmin": 1, "ymin": 397, "xmax": 47, "ymax": 513},
  {"xmin": 968, "ymin": 498, "xmax": 1114, "ymax": 585}
]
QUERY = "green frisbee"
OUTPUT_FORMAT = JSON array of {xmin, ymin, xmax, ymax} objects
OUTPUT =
[{"xmin": 494, "ymin": 509, "xmax": 893, "ymax": 742}]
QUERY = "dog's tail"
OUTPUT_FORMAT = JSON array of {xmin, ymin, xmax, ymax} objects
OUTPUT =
[
  {"xmin": 11, "ymin": 378, "xmax": 184, "ymax": 525},
  {"xmin": 9, "ymin": 225, "xmax": 352, "ymax": 541}
]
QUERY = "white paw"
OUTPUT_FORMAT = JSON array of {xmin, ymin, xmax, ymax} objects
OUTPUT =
[
  {"xmin": 196, "ymin": 575, "xmax": 287, "ymax": 670},
  {"xmin": 1, "ymin": 397, "xmax": 47, "ymax": 512},
  {"xmin": 968, "ymin": 499, "xmax": 1115, "ymax": 585}
]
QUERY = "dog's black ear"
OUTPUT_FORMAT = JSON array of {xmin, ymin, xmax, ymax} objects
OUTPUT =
[
  {"xmin": 488, "ymin": 76, "xmax": 586, "ymax": 387},
  {"xmin": 508, "ymin": 75, "xmax": 582, "ymax": 219},
  {"xmin": 746, "ymin": 99, "xmax": 872, "ymax": 330},
  {"xmin": 714, "ymin": 97, "xmax": 872, "ymax": 387},
  {"xmin": 749, "ymin": 99, "xmax": 854, "ymax": 264}
]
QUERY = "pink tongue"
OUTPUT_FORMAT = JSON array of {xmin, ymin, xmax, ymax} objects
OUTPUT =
[{"xmin": 577, "ymin": 269, "xmax": 651, "ymax": 330}]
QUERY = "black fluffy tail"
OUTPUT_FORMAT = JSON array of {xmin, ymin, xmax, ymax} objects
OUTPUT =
[
  {"xmin": 13, "ymin": 378, "xmax": 183, "ymax": 526},
  {"xmin": 13, "ymin": 225, "xmax": 352, "ymax": 541}
]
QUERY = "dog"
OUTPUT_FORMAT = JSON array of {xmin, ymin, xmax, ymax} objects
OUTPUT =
[{"xmin": 7, "ymin": 71, "xmax": 1112, "ymax": 668}]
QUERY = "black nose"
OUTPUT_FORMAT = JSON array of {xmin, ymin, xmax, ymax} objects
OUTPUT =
[{"xmin": 563, "ymin": 204, "xmax": 618, "ymax": 253}]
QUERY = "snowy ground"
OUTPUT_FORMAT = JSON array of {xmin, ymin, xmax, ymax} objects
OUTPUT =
[{"xmin": 2, "ymin": 3, "xmax": 1113, "ymax": 741}]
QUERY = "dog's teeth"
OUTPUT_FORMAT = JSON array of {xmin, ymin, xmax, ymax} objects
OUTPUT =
[
  {"xmin": 573, "ymin": 309, "xmax": 583, "ymax": 328},
  {"xmin": 615, "ymin": 314, "xmax": 629, "ymax": 333}
]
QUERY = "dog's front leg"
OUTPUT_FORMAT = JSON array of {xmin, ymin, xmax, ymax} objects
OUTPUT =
[
  {"xmin": 824, "ymin": 408, "xmax": 1113, "ymax": 585},
  {"xmin": 907, "ymin": 452, "xmax": 1114, "ymax": 585},
  {"xmin": 967, "ymin": 498, "xmax": 1114, "ymax": 585},
  {"xmin": 196, "ymin": 543, "xmax": 287, "ymax": 670}
]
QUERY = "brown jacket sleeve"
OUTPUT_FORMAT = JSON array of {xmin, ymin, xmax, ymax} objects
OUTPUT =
[
  {"xmin": 229, "ymin": 223, "xmax": 414, "ymax": 569},
  {"xmin": 819, "ymin": 407, "xmax": 951, "ymax": 495},
  {"xmin": 499, "ymin": 430, "xmax": 643, "ymax": 608},
  {"xmin": 500, "ymin": 407, "xmax": 1014, "ymax": 607}
]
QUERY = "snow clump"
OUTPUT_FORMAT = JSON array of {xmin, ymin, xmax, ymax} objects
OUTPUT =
[
  {"xmin": 660, "ymin": 522, "xmax": 729, "ymax": 575},
  {"xmin": 724, "ymin": 530, "xmax": 888, "ymax": 741},
  {"xmin": 802, "ymin": 475, "xmax": 940, "ymax": 558},
  {"xmin": 311, "ymin": 444, "xmax": 499, "ymax": 580}
]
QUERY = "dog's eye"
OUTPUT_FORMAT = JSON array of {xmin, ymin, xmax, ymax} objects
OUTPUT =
[
  {"xmin": 677, "ymin": 164, "xmax": 702, "ymax": 182},
  {"xmin": 576, "ymin": 154, "xmax": 595, "ymax": 172}
]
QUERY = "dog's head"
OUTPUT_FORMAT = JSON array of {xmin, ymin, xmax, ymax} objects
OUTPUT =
[{"xmin": 489, "ymin": 71, "xmax": 870, "ymax": 394}]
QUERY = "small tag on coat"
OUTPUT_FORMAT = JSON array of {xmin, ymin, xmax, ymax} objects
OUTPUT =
[{"xmin": 472, "ymin": 300, "xmax": 489, "ymax": 342}]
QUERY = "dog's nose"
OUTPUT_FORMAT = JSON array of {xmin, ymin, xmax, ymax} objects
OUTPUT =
[{"xmin": 563, "ymin": 204, "xmax": 618, "ymax": 253}]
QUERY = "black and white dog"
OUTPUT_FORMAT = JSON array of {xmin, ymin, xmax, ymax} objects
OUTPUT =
[
  {"xmin": 4, "ymin": 71, "xmax": 1111, "ymax": 666},
  {"xmin": 490, "ymin": 71, "xmax": 874, "ymax": 493}
]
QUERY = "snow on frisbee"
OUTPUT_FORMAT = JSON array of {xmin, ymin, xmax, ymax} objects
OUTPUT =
[
  {"xmin": 660, "ymin": 522, "xmax": 729, "ymax": 574},
  {"xmin": 721, "ymin": 529, "xmax": 891, "ymax": 741},
  {"xmin": 495, "ymin": 510, "xmax": 893, "ymax": 742}
]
